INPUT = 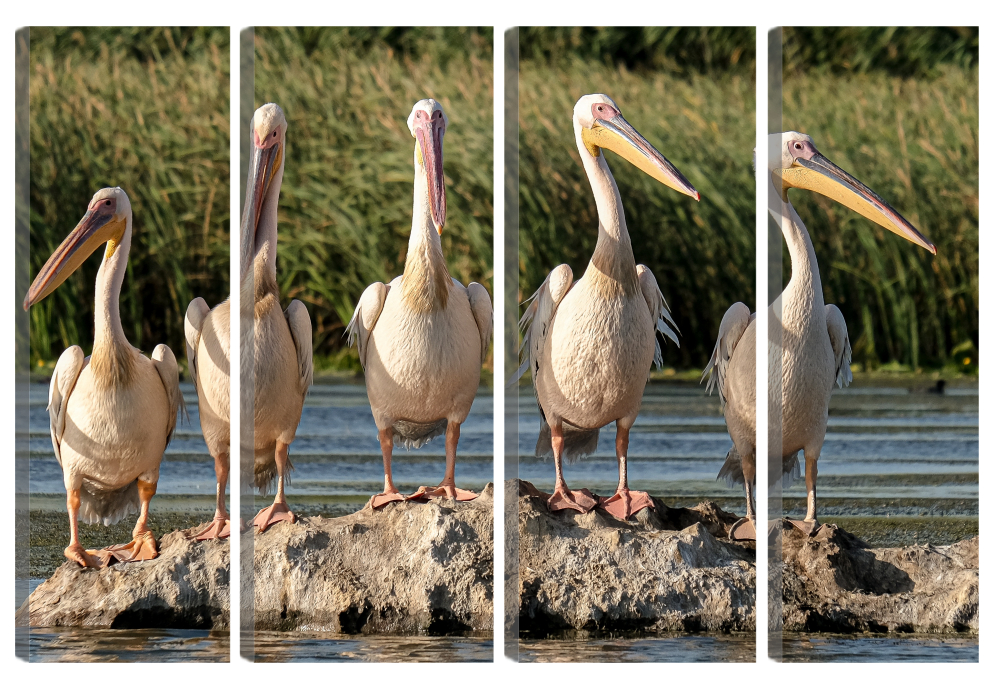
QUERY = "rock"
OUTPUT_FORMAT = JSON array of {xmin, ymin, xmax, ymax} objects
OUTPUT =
[
  {"xmin": 781, "ymin": 520, "xmax": 978, "ymax": 633},
  {"xmin": 252, "ymin": 483, "xmax": 494, "ymax": 633},
  {"xmin": 21, "ymin": 525, "xmax": 230, "ymax": 629},
  {"xmin": 517, "ymin": 479, "xmax": 755, "ymax": 633}
]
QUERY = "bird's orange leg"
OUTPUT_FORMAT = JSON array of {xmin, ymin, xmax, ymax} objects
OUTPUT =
[
  {"xmin": 254, "ymin": 442, "xmax": 296, "ymax": 531},
  {"xmin": 409, "ymin": 422, "xmax": 478, "ymax": 502},
  {"xmin": 789, "ymin": 452, "xmax": 820, "ymax": 536},
  {"xmin": 193, "ymin": 451, "xmax": 231, "ymax": 540},
  {"xmin": 64, "ymin": 488, "xmax": 99, "ymax": 568},
  {"xmin": 369, "ymin": 427, "xmax": 410, "ymax": 509},
  {"xmin": 729, "ymin": 451, "xmax": 757, "ymax": 540},
  {"xmin": 599, "ymin": 422, "xmax": 653, "ymax": 520},
  {"xmin": 547, "ymin": 420, "xmax": 597, "ymax": 513}
]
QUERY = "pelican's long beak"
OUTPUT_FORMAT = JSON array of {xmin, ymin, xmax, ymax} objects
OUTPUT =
[
  {"xmin": 240, "ymin": 134, "xmax": 282, "ymax": 280},
  {"xmin": 781, "ymin": 152, "xmax": 936, "ymax": 255},
  {"xmin": 414, "ymin": 114, "xmax": 447, "ymax": 233},
  {"xmin": 23, "ymin": 204, "xmax": 124, "ymax": 310},
  {"xmin": 582, "ymin": 115, "xmax": 700, "ymax": 201}
]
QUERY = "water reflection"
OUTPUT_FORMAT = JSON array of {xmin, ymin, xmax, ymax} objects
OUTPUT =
[
  {"xmin": 519, "ymin": 633, "xmax": 755, "ymax": 663},
  {"xmin": 252, "ymin": 632, "xmax": 492, "ymax": 662},
  {"xmin": 29, "ymin": 628, "xmax": 229, "ymax": 662},
  {"xmin": 782, "ymin": 634, "xmax": 978, "ymax": 662}
]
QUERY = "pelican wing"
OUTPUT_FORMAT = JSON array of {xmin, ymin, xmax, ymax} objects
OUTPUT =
[
  {"xmin": 702, "ymin": 302, "xmax": 754, "ymax": 405},
  {"xmin": 151, "ymin": 344, "xmax": 183, "ymax": 447},
  {"xmin": 636, "ymin": 264, "xmax": 680, "ymax": 369},
  {"xmin": 466, "ymin": 282, "xmax": 493, "ymax": 365},
  {"xmin": 48, "ymin": 345, "xmax": 86, "ymax": 466},
  {"xmin": 513, "ymin": 264, "xmax": 574, "ymax": 384},
  {"xmin": 826, "ymin": 304, "xmax": 853, "ymax": 389},
  {"xmin": 285, "ymin": 299, "xmax": 314, "ymax": 393},
  {"xmin": 184, "ymin": 297, "xmax": 210, "ymax": 391},
  {"xmin": 347, "ymin": 281, "xmax": 391, "ymax": 370}
]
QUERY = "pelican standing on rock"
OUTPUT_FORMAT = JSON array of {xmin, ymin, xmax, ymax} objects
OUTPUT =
[
  {"xmin": 703, "ymin": 132, "xmax": 936, "ymax": 540},
  {"xmin": 516, "ymin": 94, "xmax": 699, "ymax": 520},
  {"xmin": 184, "ymin": 272, "xmax": 231, "ymax": 539},
  {"xmin": 349, "ymin": 98, "xmax": 493, "ymax": 510},
  {"xmin": 243, "ymin": 103, "xmax": 314, "ymax": 531},
  {"xmin": 24, "ymin": 187, "xmax": 182, "ymax": 567}
]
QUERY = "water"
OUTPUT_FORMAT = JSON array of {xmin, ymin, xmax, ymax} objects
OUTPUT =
[
  {"xmin": 519, "ymin": 633, "xmax": 754, "ymax": 663},
  {"xmin": 782, "ymin": 634, "xmax": 978, "ymax": 662},
  {"xmin": 27, "ymin": 628, "xmax": 230, "ymax": 662},
  {"xmin": 252, "ymin": 632, "xmax": 492, "ymax": 662}
]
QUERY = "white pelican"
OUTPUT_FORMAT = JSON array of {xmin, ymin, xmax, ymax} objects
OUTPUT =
[
  {"xmin": 24, "ymin": 187, "xmax": 182, "ymax": 567},
  {"xmin": 243, "ymin": 103, "xmax": 314, "ymax": 531},
  {"xmin": 704, "ymin": 132, "xmax": 936, "ymax": 540},
  {"xmin": 516, "ymin": 94, "xmax": 698, "ymax": 520},
  {"xmin": 348, "ymin": 98, "xmax": 492, "ymax": 509},
  {"xmin": 184, "ymin": 294, "xmax": 231, "ymax": 539}
]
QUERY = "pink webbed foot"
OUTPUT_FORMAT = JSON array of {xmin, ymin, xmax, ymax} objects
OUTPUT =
[
  {"xmin": 253, "ymin": 501, "xmax": 296, "ymax": 533},
  {"xmin": 408, "ymin": 484, "xmax": 478, "ymax": 502},
  {"xmin": 367, "ymin": 491, "xmax": 409, "ymax": 510},
  {"xmin": 191, "ymin": 516, "xmax": 231, "ymax": 541},
  {"xmin": 728, "ymin": 516, "xmax": 756, "ymax": 541},
  {"xmin": 547, "ymin": 487, "xmax": 598, "ymax": 514},
  {"xmin": 599, "ymin": 488, "xmax": 654, "ymax": 520},
  {"xmin": 788, "ymin": 518, "xmax": 819, "ymax": 536}
]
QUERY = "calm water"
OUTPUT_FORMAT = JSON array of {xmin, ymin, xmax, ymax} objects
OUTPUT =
[
  {"xmin": 252, "ymin": 632, "xmax": 492, "ymax": 662},
  {"xmin": 26, "ymin": 628, "xmax": 229, "ymax": 662},
  {"xmin": 782, "ymin": 634, "xmax": 978, "ymax": 662},
  {"xmin": 519, "ymin": 633, "xmax": 754, "ymax": 663}
]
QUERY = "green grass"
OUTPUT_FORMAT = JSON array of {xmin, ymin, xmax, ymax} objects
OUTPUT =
[
  {"xmin": 781, "ymin": 64, "xmax": 979, "ymax": 371},
  {"xmin": 518, "ymin": 57, "xmax": 755, "ymax": 370},
  {"xmin": 252, "ymin": 28, "xmax": 494, "ymax": 372},
  {"xmin": 28, "ymin": 28, "xmax": 230, "ymax": 374}
]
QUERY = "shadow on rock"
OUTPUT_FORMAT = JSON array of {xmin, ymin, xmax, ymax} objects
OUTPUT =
[{"xmin": 780, "ymin": 519, "xmax": 978, "ymax": 633}]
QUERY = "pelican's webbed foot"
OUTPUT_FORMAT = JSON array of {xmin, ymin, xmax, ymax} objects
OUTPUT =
[
  {"xmin": 86, "ymin": 530, "xmax": 159, "ymax": 567},
  {"xmin": 408, "ymin": 484, "xmax": 478, "ymax": 502},
  {"xmin": 368, "ymin": 491, "xmax": 409, "ymax": 510},
  {"xmin": 64, "ymin": 543, "xmax": 101, "ymax": 569},
  {"xmin": 599, "ymin": 488, "xmax": 654, "ymax": 520},
  {"xmin": 788, "ymin": 518, "xmax": 819, "ymax": 536},
  {"xmin": 191, "ymin": 516, "xmax": 231, "ymax": 541},
  {"xmin": 728, "ymin": 516, "xmax": 757, "ymax": 541},
  {"xmin": 254, "ymin": 501, "xmax": 296, "ymax": 532},
  {"xmin": 547, "ymin": 487, "xmax": 598, "ymax": 514}
]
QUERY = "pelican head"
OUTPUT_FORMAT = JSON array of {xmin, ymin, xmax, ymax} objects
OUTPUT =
[
  {"xmin": 771, "ymin": 131, "xmax": 936, "ymax": 255},
  {"xmin": 574, "ymin": 94, "xmax": 700, "ymax": 201},
  {"xmin": 24, "ymin": 187, "xmax": 131, "ymax": 310},
  {"xmin": 407, "ymin": 98, "xmax": 448, "ymax": 234},
  {"xmin": 241, "ymin": 102, "xmax": 287, "ymax": 278}
]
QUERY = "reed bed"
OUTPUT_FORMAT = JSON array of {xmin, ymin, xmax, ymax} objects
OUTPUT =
[
  {"xmin": 252, "ymin": 28, "xmax": 494, "ymax": 371},
  {"xmin": 28, "ymin": 27, "xmax": 230, "ymax": 373},
  {"xmin": 782, "ymin": 65, "xmax": 978, "ymax": 371}
]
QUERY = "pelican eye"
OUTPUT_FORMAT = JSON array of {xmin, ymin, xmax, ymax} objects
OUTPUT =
[
  {"xmin": 105, "ymin": 200, "xmax": 112, "ymax": 206},
  {"xmin": 794, "ymin": 142, "xmax": 803, "ymax": 150}
]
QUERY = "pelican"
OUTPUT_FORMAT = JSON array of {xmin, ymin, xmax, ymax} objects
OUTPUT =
[
  {"xmin": 515, "ymin": 94, "xmax": 698, "ymax": 520},
  {"xmin": 703, "ymin": 132, "xmax": 936, "ymax": 540},
  {"xmin": 24, "ymin": 187, "xmax": 182, "ymax": 567},
  {"xmin": 348, "ymin": 98, "xmax": 492, "ymax": 509},
  {"xmin": 243, "ymin": 103, "xmax": 314, "ymax": 532},
  {"xmin": 184, "ymin": 286, "xmax": 231, "ymax": 539}
]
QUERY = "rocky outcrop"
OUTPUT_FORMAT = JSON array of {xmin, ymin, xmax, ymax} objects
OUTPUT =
[
  {"xmin": 781, "ymin": 520, "xmax": 978, "ymax": 633},
  {"xmin": 517, "ymin": 480, "xmax": 756, "ymax": 633},
  {"xmin": 22, "ymin": 525, "xmax": 230, "ymax": 629},
  {"xmin": 252, "ymin": 484, "xmax": 494, "ymax": 633}
]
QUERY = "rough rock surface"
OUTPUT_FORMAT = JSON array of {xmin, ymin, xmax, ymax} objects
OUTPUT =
[
  {"xmin": 22, "ymin": 525, "xmax": 230, "ymax": 629},
  {"xmin": 781, "ymin": 520, "xmax": 978, "ymax": 633},
  {"xmin": 517, "ymin": 479, "xmax": 756, "ymax": 633},
  {"xmin": 252, "ymin": 483, "xmax": 494, "ymax": 633}
]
